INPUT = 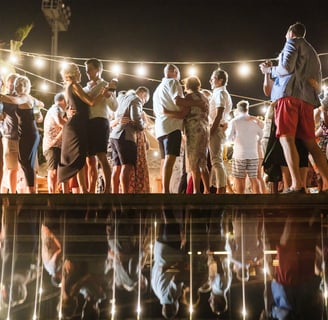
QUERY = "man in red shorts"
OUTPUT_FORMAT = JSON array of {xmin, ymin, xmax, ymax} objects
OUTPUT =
[{"xmin": 260, "ymin": 22, "xmax": 328, "ymax": 193}]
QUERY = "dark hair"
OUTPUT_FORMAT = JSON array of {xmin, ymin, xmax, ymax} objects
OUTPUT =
[
  {"xmin": 288, "ymin": 22, "xmax": 306, "ymax": 37},
  {"xmin": 84, "ymin": 58, "xmax": 103, "ymax": 72},
  {"xmin": 209, "ymin": 293, "xmax": 227, "ymax": 315},
  {"xmin": 211, "ymin": 69, "xmax": 228, "ymax": 86},
  {"xmin": 162, "ymin": 302, "xmax": 179, "ymax": 319},
  {"xmin": 58, "ymin": 296, "xmax": 78, "ymax": 319}
]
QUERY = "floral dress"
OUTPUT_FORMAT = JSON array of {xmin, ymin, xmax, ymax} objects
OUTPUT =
[{"xmin": 184, "ymin": 92, "xmax": 209, "ymax": 173}]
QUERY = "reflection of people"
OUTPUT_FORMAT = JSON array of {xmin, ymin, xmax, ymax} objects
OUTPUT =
[
  {"xmin": 104, "ymin": 209, "xmax": 150, "ymax": 292},
  {"xmin": 260, "ymin": 22, "xmax": 328, "ymax": 193},
  {"xmin": 151, "ymin": 209, "xmax": 186, "ymax": 319},
  {"xmin": 264, "ymin": 211, "xmax": 322, "ymax": 319},
  {"xmin": 41, "ymin": 223, "xmax": 62, "ymax": 286},
  {"xmin": 199, "ymin": 209, "xmax": 232, "ymax": 316},
  {"xmin": 41, "ymin": 209, "xmax": 108, "ymax": 320},
  {"xmin": 0, "ymin": 199, "xmax": 39, "ymax": 308}
]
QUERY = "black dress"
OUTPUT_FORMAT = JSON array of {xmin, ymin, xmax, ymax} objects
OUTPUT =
[
  {"xmin": 16, "ymin": 107, "xmax": 40, "ymax": 187},
  {"xmin": 58, "ymin": 84, "xmax": 89, "ymax": 184}
]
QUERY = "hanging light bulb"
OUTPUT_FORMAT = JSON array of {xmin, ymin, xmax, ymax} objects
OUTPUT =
[
  {"xmin": 238, "ymin": 63, "xmax": 251, "ymax": 77},
  {"xmin": 40, "ymin": 82, "xmax": 49, "ymax": 92},
  {"xmin": 59, "ymin": 60, "xmax": 69, "ymax": 70},
  {"xmin": 9, "ymin": 53, "xmax": 19, "ymax": 64},
  {"xmin": 188, "ymin": 65, "xmax": 197, "ymax": 76},
  {"xmin": 111, "ymin": 63, "xmax": 122, "ymax": 77},
  {"xmin": 34, "ymin": 57, "xmax": 46, "ymax": 69},
  {"xmin": 136, "ymin": 64, "xmax": 147, "ymax": 77}
]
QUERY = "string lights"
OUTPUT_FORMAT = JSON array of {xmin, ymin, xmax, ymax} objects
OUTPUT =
[{"xmin": 1, "ymin": 47, "xmax": 328, "ymax": 111}]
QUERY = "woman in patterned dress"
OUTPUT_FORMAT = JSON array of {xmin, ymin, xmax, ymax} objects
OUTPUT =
[{"xmin": 164, "ymin": 76, "xmax": 210, "ymax": 193}]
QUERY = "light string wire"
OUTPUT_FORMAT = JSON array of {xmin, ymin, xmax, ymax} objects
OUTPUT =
[{"xmin": 2, "ymin": 48, "xmax": 328, "ymax": 111}]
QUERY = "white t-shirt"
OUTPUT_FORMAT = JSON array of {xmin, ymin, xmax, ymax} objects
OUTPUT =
[
  {"xmin": 153, "ymin": 77, "xmax": 184, "ymax": 138},
  {"xmin": 209, "ymin": 86, "xmax": 232, "ymax": 126},
  {"xmin": 227, "ymin": 113, "xmax": 263, "ymax": 159}
]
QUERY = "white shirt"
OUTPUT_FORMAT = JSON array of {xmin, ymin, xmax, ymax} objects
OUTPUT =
[
  {"xmin": 209, "ymin": 86, "xmax": 232, "ymax": 126},
  {"xmin": 42, "ymin": 103, "xmax": 66, "ymax": 153},
  {"xmin": 153, "ymin": 77, "xmax": 184, "ymax": 138},
  {"xmin": 227, "ymin": 113, "xmax": 263, "ymax": 159},
  {"xmin": 83, "ymin": 78, "xmax": 118, "ymax": 119}
]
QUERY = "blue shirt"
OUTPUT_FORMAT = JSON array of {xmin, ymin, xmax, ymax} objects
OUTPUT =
[{"xmin": 270, "ymin": 37, "xmax": 321, "ymax": 107}]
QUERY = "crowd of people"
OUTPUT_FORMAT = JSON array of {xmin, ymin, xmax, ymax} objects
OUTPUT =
[
  {"xmin": 0, "ymin": 21, "xmax": 328, "ymax": 320},
  {"xmin": 0, "ymin": 22, "xmax": 328, "ymax": 195}
]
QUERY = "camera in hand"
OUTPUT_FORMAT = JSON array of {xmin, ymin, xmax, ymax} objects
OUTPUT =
[{"xmin": 107, "ymin": 78, "xmax": 118, "ymax": 92}]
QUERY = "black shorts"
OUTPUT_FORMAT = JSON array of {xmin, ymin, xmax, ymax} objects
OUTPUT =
[
  {"xmin": 280, "ymin": 138, "xmax": 309, "ymax": 167},
  {"xmin": 87, "ymin": 117, "xmax": 109, "ymax": 156},
  {"xmin": 158, "ymin": 130, "xmax": 182, "ymax": 159},
  {"xmin": 110, "ymin": 133, "xmax": 137, "ymax": 166},
  {"xmin": 44, "ymin": 147, "xmax": 61, "ymax": 170}
]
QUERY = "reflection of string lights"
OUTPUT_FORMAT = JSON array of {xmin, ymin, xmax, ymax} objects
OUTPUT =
[{"xmin": 189, "ymin": 305, "xmax": 193, "ymax": 314}]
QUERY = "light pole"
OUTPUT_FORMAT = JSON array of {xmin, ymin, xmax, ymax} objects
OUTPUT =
[{"xmin": 41, "ymin": 0, "xmax": 71, "ymax": 85}]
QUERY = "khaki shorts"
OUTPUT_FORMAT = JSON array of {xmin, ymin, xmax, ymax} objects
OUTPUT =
[{"xmin": 2, "ymin": 137, "xmax": 19, "ymax": 170}]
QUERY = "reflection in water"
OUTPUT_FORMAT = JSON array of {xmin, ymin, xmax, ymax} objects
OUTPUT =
[{"xmin": 0, "ymin": 196, "xmax": 327, "ymax": 319}]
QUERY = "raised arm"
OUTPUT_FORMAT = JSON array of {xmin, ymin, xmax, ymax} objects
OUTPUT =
[
  {"xmin": 0, "ymin": 93, "xmax": 27, "ymax": 105},
  {"xmin": 71, "ymin": 82, "xmax": 104, "ymax": 107}
]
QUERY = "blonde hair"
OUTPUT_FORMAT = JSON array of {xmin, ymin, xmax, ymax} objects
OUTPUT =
[
  {"xmin": 60, "ymin": 63, "xmax": 81, "ymax": 83},
  {"xmin": 14, "ymin": 75, "xmax": 31, "ymax": 95}
]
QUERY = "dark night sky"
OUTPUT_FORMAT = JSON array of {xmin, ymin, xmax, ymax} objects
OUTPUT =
[{"xmin": 1, "ymin": 0, "xmax": 328, "ymax": 111}]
